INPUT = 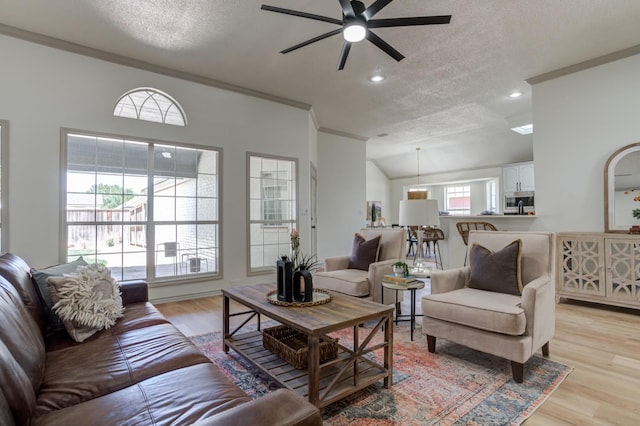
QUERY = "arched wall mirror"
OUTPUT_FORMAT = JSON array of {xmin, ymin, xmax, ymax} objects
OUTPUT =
[{"xmin": 604, "ymin": 142, "xmax": 640, "ymax": 233}]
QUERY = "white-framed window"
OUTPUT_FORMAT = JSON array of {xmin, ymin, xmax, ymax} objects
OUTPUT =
[
  {"xmin": 0, "ymin": 120, "xmax": 7, "ymax": 251},
  {"xmin": 248, "ymin": 153, "xmax": 297, "ymax": 274},
  {"xmin": 113, "ymin": 87, "xmax": 187, "ymax": 127},
  {"xmin": 63, "ymin": 130, "xmax": 220, "ymax": 282},
  {"xmin": 445, "ymin": 185, "xmax": 471, "ymax": 216},
  {"xmin": 486, "ymin": 180, "xmax": 498, "ymax": 212}
]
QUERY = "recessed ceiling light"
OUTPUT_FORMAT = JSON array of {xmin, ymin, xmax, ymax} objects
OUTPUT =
[
  {"xmin": 511, "ymin": 124, "xmax": 533, "ymax": 135},
  {"xmin": 509, "ymin": 91, "xmax": 523, "ymax": 98},
  {"xmin": 161, "ymin": 151, "xmax": 173, "ymax": 159},
  {"xmin": 369, "ymin": 74, "xmax": 386, "ymax": 83}
]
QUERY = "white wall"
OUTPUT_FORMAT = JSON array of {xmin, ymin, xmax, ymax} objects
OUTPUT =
[
  {"xmin": 366, "ymin": 161, "xmax": 390, "ymax": 223},
  {"xmin": 316, "ymin": 131, "xmax": 366, "ymax": 261},
  {"xmin": 0, "ymin": 35, "xmax": 317, "ymax": 302},
  {"xmin": 532, "ymin": 53, "xmax": 640, "ymax": 232}
]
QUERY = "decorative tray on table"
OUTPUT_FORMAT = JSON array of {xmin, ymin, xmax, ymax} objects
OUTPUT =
[{"xmin": 265, "ymin": 288, "xmax": 332, "ymax": 307}]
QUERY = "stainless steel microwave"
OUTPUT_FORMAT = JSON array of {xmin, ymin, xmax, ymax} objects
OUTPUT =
[{"xmin": 504, "ymin": 192, "xmax": 534, "ymax": 214}]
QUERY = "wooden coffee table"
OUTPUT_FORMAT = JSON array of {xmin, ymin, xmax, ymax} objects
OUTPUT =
[{"xmin": 222, "ymin": 282, "xmax": 394, "ymax": 408}]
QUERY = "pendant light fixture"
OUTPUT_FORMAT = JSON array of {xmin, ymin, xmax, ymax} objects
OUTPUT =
[
  {"xmin": 399, "ymin": 147, "xmax": 439, "ymax": 274},
  {"xmin": 408, "ymin": 147, "xmax": 427, "ymax": 199}
]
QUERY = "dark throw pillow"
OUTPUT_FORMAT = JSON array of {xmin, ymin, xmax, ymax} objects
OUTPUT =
[
  {"xmin": 348, "ymin": 233, "xmax": 381, "ymax": 271},
  {"xmin": 31, "ymin": 257, "xmax": 89, "ymax": 332},
  {"xmin": 467, "ymin": 239, "xmax": 523, "ymax": 295}
]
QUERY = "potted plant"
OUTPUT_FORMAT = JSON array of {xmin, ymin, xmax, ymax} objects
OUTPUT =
[
  {"xmin": 392, "ymin": 261, "xmax": 409, "ymax": 277},
  {"xmin": 630, "ymin": 194, "xmax": 640, "ymax": 234}
]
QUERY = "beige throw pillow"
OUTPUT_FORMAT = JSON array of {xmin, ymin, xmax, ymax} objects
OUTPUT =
[{"xmin": 47, "ymin": 264, "xmax": 124, "ymax": 342}]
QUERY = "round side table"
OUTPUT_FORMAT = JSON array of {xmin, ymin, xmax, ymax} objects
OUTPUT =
[{"xmin": 381, "ymin": 280, "xmax": 425, "ymax": 341}]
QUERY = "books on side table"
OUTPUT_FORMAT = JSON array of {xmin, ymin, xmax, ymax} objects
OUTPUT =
[{"xmin": 383, "ymin": 274, "xmax": 421, "ymax": 286}]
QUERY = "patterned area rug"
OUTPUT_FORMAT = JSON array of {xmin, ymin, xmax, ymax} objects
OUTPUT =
[{"xmin": 191, "ymin": 323, "xmax": 572, "ymax": 425}]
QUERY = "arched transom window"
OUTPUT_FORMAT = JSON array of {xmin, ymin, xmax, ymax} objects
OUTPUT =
[{"xmin": 114, "ymin": 87, "xmax": 187, "ymax": 126}]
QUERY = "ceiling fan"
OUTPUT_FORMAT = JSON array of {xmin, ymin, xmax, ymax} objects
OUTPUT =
[{"xmin": 261, "ymin": 0, "xmax": 451, "ymax": 70}]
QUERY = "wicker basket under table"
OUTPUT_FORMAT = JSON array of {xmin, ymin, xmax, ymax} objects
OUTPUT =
[{"xmin": 262, "ymin": 325, "xmax": 339, "ymax": 370}]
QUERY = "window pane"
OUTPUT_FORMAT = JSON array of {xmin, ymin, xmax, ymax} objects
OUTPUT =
[
  {"xmin": 126, "ymin": 224, "xmax": 147, "ymax": 252},
  {"xmin": 67, "ymin": 225, "xmax": 97, "ymax": 258},
  {"xmin": 197, "ymin": 198, "xmax": 217, "ymax": 221},
  {"xmin": 114, "ymin": 88, "xmax": 186, "ymax": 127},
  {"xmin": 446, "ymin": 185, "xmax": 471, "ymax": 216},
  {"xmin": 124, "ymin": 174, "xmax": 147, "ymax": 196},
  {"xmin": 155, "ymin": 226, "xmax": 178, "ymax": 278},
  {"xmin": 66, "ymin": 131, "xmax": 219, "ymax": 282},
  {"xmin": 175, "ymin": 197, "xmax": 196, "ymax": 221},
  {"xmin": 154, "ymin": 196, "xmax": 176, "ymax": 221},
  {"xmin": 197, "ymin": 224, "xmax": 218, "ymax": 270},
  {"xmin": 176, "ymin": 178, "xmax": 196, "ymax": 197},
  {"xmin": 197, "ymin": 173, "xmax": 217, "ymax": 198},
  {"xmin": 248, "ymin": 154, "xmax": 296, "ymax": 272}
]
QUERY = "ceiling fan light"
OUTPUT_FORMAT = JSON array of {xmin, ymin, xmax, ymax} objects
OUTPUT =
[{"xmin": 344, "ymin": 22, "xmax": 366, "ymax": 42}]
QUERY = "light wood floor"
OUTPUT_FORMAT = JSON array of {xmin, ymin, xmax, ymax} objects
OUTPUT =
[{"xmin": 156, "ymin": 290, "xmax": 640, "ymax": 425}]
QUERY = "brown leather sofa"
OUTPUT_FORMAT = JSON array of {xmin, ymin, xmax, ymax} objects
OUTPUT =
[{"xmin": 0, "ymin": 253, "xmax": 322, "ymax": 426}]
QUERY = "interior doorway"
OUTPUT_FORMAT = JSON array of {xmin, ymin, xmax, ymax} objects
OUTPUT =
[{"xmin": 310, "ymin": 163, "xmax": 317, "ymax": 256}]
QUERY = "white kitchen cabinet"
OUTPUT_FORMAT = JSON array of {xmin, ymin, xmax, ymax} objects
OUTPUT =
[{"xmin": 503, "ymin": 162, "xmax": 534, "ymax": 193}]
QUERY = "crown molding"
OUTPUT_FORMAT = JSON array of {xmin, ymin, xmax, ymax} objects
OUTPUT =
[
  {"xmin": 527, "ymin": 44, "xmax": 640, "ymax": 85},
  {"xmin": 318, "ymin": 127, "xmax": 368, "ymax": 142},
  {"xmin": 0, "ymin": 23, "xmax": 312, "ymax": 111}
]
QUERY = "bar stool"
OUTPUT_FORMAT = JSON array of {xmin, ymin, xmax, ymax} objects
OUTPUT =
[
  {"xmin": 422, "ymin": 226, "xmax": 445, "ymax": 269},
  {"xmin": 455, "ymin": 222, "xmax": 498, "ymax": 265},
  {"xmin": 406, "ymin": 227, "xmax": 418, "ymax": 257}
]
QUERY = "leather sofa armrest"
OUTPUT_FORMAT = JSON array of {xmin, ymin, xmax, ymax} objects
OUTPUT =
[
  {"xmin": 430, "ymin": 267, "xmax": 469, "ymax": 294},
  {"xmin": 324, "ymin": 255, "xmax": 350, "ymax": 272},
  {"xmin": 118, "ymin": 280, "xmax": 148, "ymax": 304},
  {"xmin": 521, "ymin": 275, "xmax": 555, "ymax": 349},
  {"xmin": 190, "ymin": 389, "xmax": 322, "ymax": 426}
]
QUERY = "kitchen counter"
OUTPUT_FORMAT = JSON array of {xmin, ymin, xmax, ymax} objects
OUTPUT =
[
  {"xmin": 432, "ymin": 214, "xmax": 538, "ymax": 269},
  {"xmin": 440, "ymin": 214, "xmax": 537, "ymax": 219}
]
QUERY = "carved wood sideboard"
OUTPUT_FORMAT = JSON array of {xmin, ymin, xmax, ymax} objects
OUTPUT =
[{"xmin": 556, "ymin": 232, "xmax": 640, "ymax": 309}]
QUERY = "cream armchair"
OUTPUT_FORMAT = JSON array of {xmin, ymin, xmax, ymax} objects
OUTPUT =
[
  {"xmin": 313, "ymin": 229, "xmax": 405, "ymax": 304},
  {"xmin": 421, "ymin": 231, "xmax": 555, "ymax": 383}
]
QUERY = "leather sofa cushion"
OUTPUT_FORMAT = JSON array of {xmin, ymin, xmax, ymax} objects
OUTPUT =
[
  {"xmin": 1, "ymin": 338, "xmax": 38, "ymax": 425},
  {"xmin": 45, "ymin": 302, "xmax": 170, "ymax": 352},
  {"xmin": 422, "ymin": 287, "xmax": 526, "ymax": 336},
  {"xmin": 37, "ymin": 323, "xmax": 210, "ymax": 415},
  {"xmin": 33, "ymin": 363, "xmax": 251, "ymax": 426},
  {"xmin": 0, "ymin": 277, "xmax": 46, "ymax": 395},
  {"xmin": 313, "ymin": 269, "xmax": 370, "ymax": 297}
]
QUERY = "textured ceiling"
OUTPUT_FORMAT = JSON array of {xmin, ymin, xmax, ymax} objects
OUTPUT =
[{"xmin": 1, "ymin": 0, "xmax": 640, "ymax": 179}]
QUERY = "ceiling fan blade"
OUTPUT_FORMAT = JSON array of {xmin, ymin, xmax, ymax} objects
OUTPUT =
[
  {"xmin": 337, "ymin": 41, "xmax": 352, "ymax": 70},
  {"xmin": 368, "ymin": 15, "xmax": 452, "ymax": 28},
  {"xmin": 261, "ymin": 5, "xmax": 342, "ymax": 26},
  {"xmin": 366, "ymin": 30, "xmax": 404, "ymax": 62},
  {"xmin": 363, "ymin": 0, "xmax": 393, "ymax": 20},
  {"xmin": 338, "ymin": 0, "xmax": 355, "ymax": 19},
  {"xmin": 280, "ymin": 28, "xmax": 343, "ymax": 54}
]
